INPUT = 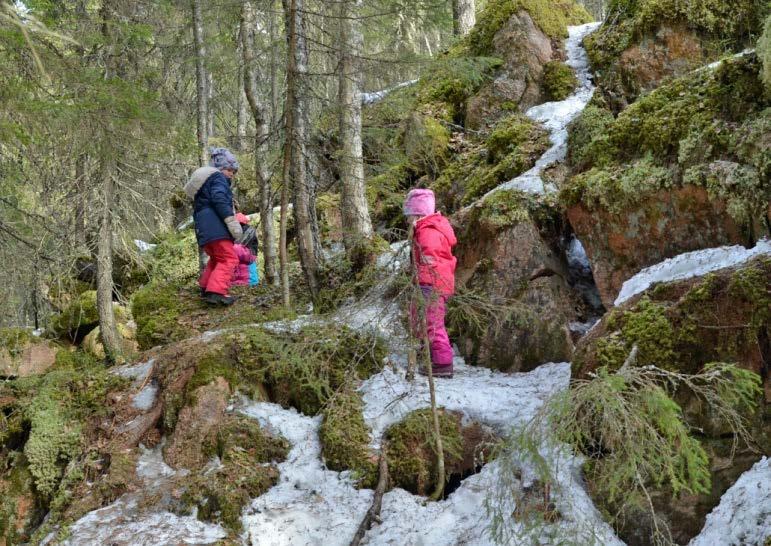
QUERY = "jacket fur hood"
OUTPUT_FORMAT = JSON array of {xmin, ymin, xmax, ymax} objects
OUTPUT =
[{"xmin": 184, "ymin": 166, "xmax": 220, "ymax": 200}]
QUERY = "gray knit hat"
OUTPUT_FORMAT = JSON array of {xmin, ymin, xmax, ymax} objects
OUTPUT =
[{"xmin": 209, "ymin": 147, "xmax": 240, "ymax": 171}]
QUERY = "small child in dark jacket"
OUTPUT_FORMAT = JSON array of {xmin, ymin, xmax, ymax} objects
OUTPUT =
[{"xmin": 184, "ymin": 147, "xmax": 242, "ymax": 305}]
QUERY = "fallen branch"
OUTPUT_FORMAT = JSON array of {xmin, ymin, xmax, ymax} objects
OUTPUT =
[{"xmin": 350, "ymin": 444, "xmax": 390, "ymax": 546}]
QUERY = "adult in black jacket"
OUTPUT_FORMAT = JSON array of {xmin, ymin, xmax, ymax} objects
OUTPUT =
[{"xmin": 184, "ymin": 147, "xmax": 243, "ymax": 305}]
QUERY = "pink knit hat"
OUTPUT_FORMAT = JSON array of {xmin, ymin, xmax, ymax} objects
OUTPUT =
[{"xmin": 403, "ymin": 189, "xmax": 435, "ymax": 217}]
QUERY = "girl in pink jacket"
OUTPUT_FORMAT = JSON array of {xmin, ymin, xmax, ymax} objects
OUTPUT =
[{"xmin": 405, "ymin": 188, "xmax": 457, "ymax": 378}]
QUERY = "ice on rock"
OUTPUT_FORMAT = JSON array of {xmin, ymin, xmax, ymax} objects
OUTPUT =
[
  {"xmin": 362, "ymin": 79, "xmax": 418, "ymax": 105},
  {"xmin": 689, "ymin": 457, "xmax": 771, "ymax": 546},
  {"xmin": 615, "ymin": 238, "xmax": 771, "ymax": 306}
]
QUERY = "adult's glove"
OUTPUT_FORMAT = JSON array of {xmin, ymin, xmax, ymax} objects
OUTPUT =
[{"xmin": 224, "ymin": 216, "xmax": 244, "ymax": 242}]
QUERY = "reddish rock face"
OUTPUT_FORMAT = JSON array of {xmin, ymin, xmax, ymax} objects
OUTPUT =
[
  {"xmin": 465, "ymin": 10, "xmax": 554, "ymax": 130},
  {"xmin": 453, "ymin": 212, "xmax": 577, "ymax": 372},
  {"xmin": 567, "ymin": 185, "xmax": 745, "ymax": 308},
  {"xmin": 0, "ymin": 341, "xmax": 58, "ymax": 378},
  {"xmin": 164, "ymin": 376, "xmax": 230, "ymax": 471}
]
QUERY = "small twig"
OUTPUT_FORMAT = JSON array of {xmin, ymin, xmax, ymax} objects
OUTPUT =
[{"xmin": 349, "ymin": 444, "xmax": 390, "ymax": 546}]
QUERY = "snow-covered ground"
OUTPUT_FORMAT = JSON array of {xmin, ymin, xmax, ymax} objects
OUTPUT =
[
  {"xmin": 689, "ymin": 457, "xmax": 771, "ymax": 546},
  {"xmin": 615, "ymin": 238, "xmax": 771, "ymax": 306},
  {"xmin": 62, "ymin": 445, "xmax": 226, "ymax": 545},
  {"xmin": 485, "ymin": 22, "xmax": 601, "ymax": 197}
]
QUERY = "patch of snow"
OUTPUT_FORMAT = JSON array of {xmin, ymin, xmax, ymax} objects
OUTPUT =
[
  {"xmin": 133, "ymin": 239, "xmax": 156, "ymax": 253},
  {"xmin": 360, "ymin": 357, "xmax": 571, "ymax": 445},
  {"xmin": 566, "ymin": 236, "xmax": 592, "ymax": 277},
  {"xmin": 65, "ymin": 444, "xmax": 224, "ymax": 545},
  {"xmin": 689, "ymin": 457, "xmax": 771, "ymax": 546},
  {"xmin": 32, "ymin": 328, "xmax": 43, "ymax": 337},
  {"xmin": 487, "ymin": 22, "xmax": 601, "ymax": 197},
  {"xmin": 362, "ymin": 80, "xmax": 418, "ymax": 105},
  {"xmin": 239, "ymin": 402, "xmax": 373, "ymax": 546},
  {"xmin": 112, "ymin": 359, "xmax": 154, "ymax": 383},
  {"xmin": 615, "ymin": 238, "xmax": 771, "ymax": 306},
  {"xmin": 703, "ymin": 48, "xmax": 755, "ymax": 70},
  {"xmin": 132, "ymin": 382, "xmax": 158, "ymax": 411}
]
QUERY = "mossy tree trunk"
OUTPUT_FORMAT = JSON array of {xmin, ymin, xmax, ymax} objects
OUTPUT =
[
  {"xmin": 191, "ymin": 0, "xmax": 208, "ymax": 167},
  {"xmin": 338, "ymin": 0, "xmax": 374, "ymax": 269},
  {"xmin": 241, "ymin": 0, "xmax": 278, "ymax": 286},
  {"xmin": 452, "ymin": 0, "xmax": 475, "ymax": 37}
]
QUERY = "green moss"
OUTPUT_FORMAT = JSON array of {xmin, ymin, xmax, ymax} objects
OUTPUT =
[
  {"xmin": 385, "ymin": 408, "xmax": 464, "ymax": 496},
  {"xmin": 417, "ymin": 56, "xmax": 504, "ymax": 120},
  {"xmin": 567, "ymin": 105, "xmax": 616, "ymax": 169},
  {"xmin": 51, "ymin": 290, "xmax": 99, "ymax": 339},
  {"xmin": 466, "ymin": 189, "xmax": 533, "ymax": 235},
  {"xmin": 403, "ymin": 113, "xmax": 452, "ymax": 176},
  {"xmin": 542, "ymin": 61, "xmax": 578, "ymax": 101},
  {"xmin": 460, "ymin": 0, "xmax": 592, "ymax": 57},
  {"xmin": 9, "ymin": 354, "xmax": 124, "ymax": 500},
  {"xmin": 433, "ymin": 115, "xmax": 549, "ymax": 207},
  {"xmin": 0, "ymin": 328, "xmax": 32, "ymax": 358},
  {"xmin": 561, "ymin": 154, "xmax": 674, "ymax": 213},
  {"xmin": 146, "ymin": 230, "xmax": 199, "ymax": 284},
  {"xmin": 182, "ymin": 415, "xmax": 288, "ymax": 533},
  {"xmin": 319, "ymin": 389, "xmax": 377, "ymax": 487},
  {"xmin": 131, "ymin": 281, "xmax": 188, "ymax": 349}
]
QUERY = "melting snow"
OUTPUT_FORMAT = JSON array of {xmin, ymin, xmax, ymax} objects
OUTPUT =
[
  {"xmin": 65, "ymin": 445, "xmax": 225, "ymax": 545},
  {"xmin": 689, "ymin": 457, "xmax": 771, "ymax": 546},
  {"xmin": 615, "ymin": 238, "xmax": 771, "ymax": 306},
  {"xmin": 362, "ymin": 80, "xmax": 418, "ymax": 105},
  {"xmin": 239, "ymin": 402, "xmax": 373, "ymax": 546},
  {"xmin": 487, "ymin": 22, "xmax": 601, "ymax": 197}
]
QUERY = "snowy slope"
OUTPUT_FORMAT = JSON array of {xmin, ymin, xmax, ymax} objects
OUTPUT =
[{"xmin": 615, "ymin": 239, "xmax": 771, "ymax": 306}]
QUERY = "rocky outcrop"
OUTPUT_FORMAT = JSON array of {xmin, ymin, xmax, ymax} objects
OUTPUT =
[
  {"xmin": 563, "ymin": 53, "xmax": 770, "ymax": 306},
  {"xmin": 452, "ymin": 190, "xmax": 578, "ymax": 372},
  {"xmin": 567, "ymin": 186, "xmax": 745, "ymax": 307},
  {"xmin": 572, "ymin": 257, "xmax": 770, "ymax": 545},
  {"xmin": 465, "ymin": 10, "xmax": 555, "ymax": 129},
  {"xmin": 585, "ymin": 1, "xmax": 766, "ymax": 112}
]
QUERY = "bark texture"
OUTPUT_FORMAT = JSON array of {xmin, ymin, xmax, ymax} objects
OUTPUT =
[
  {"xmin": 452, "ymin": 0, "xmax": 475, "ymax": 37},
  {"xmin": 192, "ymin": 0, "xmax": 208, "ymax": 166}
]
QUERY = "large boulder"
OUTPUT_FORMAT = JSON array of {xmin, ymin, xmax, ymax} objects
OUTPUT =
[
  {"xmin": 572, "ymin": 256, "xmax": 770, "ymax": 545},
  {"xmin": 562, "ymin": 53, "xmax": 771, "ymax": 307},
  {"xmin": 585, "ymin": 0, "xmax": 766, "ymax": 112},
  {"xmin": 452, "ymin": 190, "xmax": 577, "ymax": 372},
  {"xmin": 0, "ymin": 329, "xmax": 57, "ymax": 378}
]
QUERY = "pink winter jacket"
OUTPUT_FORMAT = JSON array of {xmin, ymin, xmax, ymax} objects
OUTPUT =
[
  {"xmin": 232, "ymin": 244, "xmax": 256, "ymax": 286},
  {"xmin": 412, "ymin": 213, "xmax": 457, "ymax": 296}
]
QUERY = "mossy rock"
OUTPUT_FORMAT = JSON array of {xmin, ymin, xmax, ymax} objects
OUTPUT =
[
  {"xmin": 385, "ymin": 408, "xmax": 499, "ymax": 497},
  {"xmin": 542, "ymin": 61, "xmax": 577, "ymax": 101},
  {"xmin": 145, "ymin": 229, "xmax": 200, "ymax": 285},
  {"xmin": 0, "ymin": 453, "xmax": 46, "ymax": 544},
  {"xmin": 319, "ymin": 389, "xmax": 377, "ymax": 488},
  {"xmin": 566, "ymin": 104, "xmax": 616, "ymax": 170},
  {"xmin": 573, "ymin": 257, "xmax": 771, "ymax": 385},
  {"xmin": 457, "ymin": 0, "xmax": 592, "ymax": 57},
  {"xmin": 179, "ymin": 414, "xmax": 288, "ymax": 533},
  {"xmin": 51, "ymin": 290, "xmax": 99, "ymax": 340}
]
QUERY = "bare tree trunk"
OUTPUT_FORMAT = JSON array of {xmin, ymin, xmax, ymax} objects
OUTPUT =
[
  {"xmin": 96, "ymin": 0, "xmax": 120, "ymax": 362},
  {"xmin": 96, "ymin": 156, "xmax": 121, "ymax": 362},
  {"xmin": 241, "ymin": 0, "xmax": 278, "ymax": 286},
  {"xmin": 452, "ymin": 0, "xmax": 475, "ymax": 37},
  {"xmin": 280, "ymin": 163, "xmax": 290, "ymax": 307},
  {"xmin": 192, "ymin": 0, "xmax": 208, "ymax": 166},
  {"xmin": 338, "ymin": 0, "xmax": 374, "ymax": 269},
  {"xmin": 235, "ymin": 37, "xmax": 248, "ymax": 151},
  {"xmin": 268, "ymin": 0, "xmax": 281, "ymax": 133},
  {"xmin": 207, "ymin": 71, "xmax": 215, "ymax": 138},
  {"xmin": 284, "ymin": 0, "xmax": 320, "ymax": 301}
]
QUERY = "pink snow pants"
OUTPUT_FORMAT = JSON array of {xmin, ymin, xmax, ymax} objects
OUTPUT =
[{"xmin": 410, "ymin": 285, "xmax": 454, "ymax": 366}]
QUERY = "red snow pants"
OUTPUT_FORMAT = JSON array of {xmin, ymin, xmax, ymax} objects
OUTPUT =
[
  {"xmin": 410, "ymin": 285, "xmax": 454, "ymax": 366},
  {"xmin": 199, "ymin": 239, "xmax": 239, "ymax": 296}
]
